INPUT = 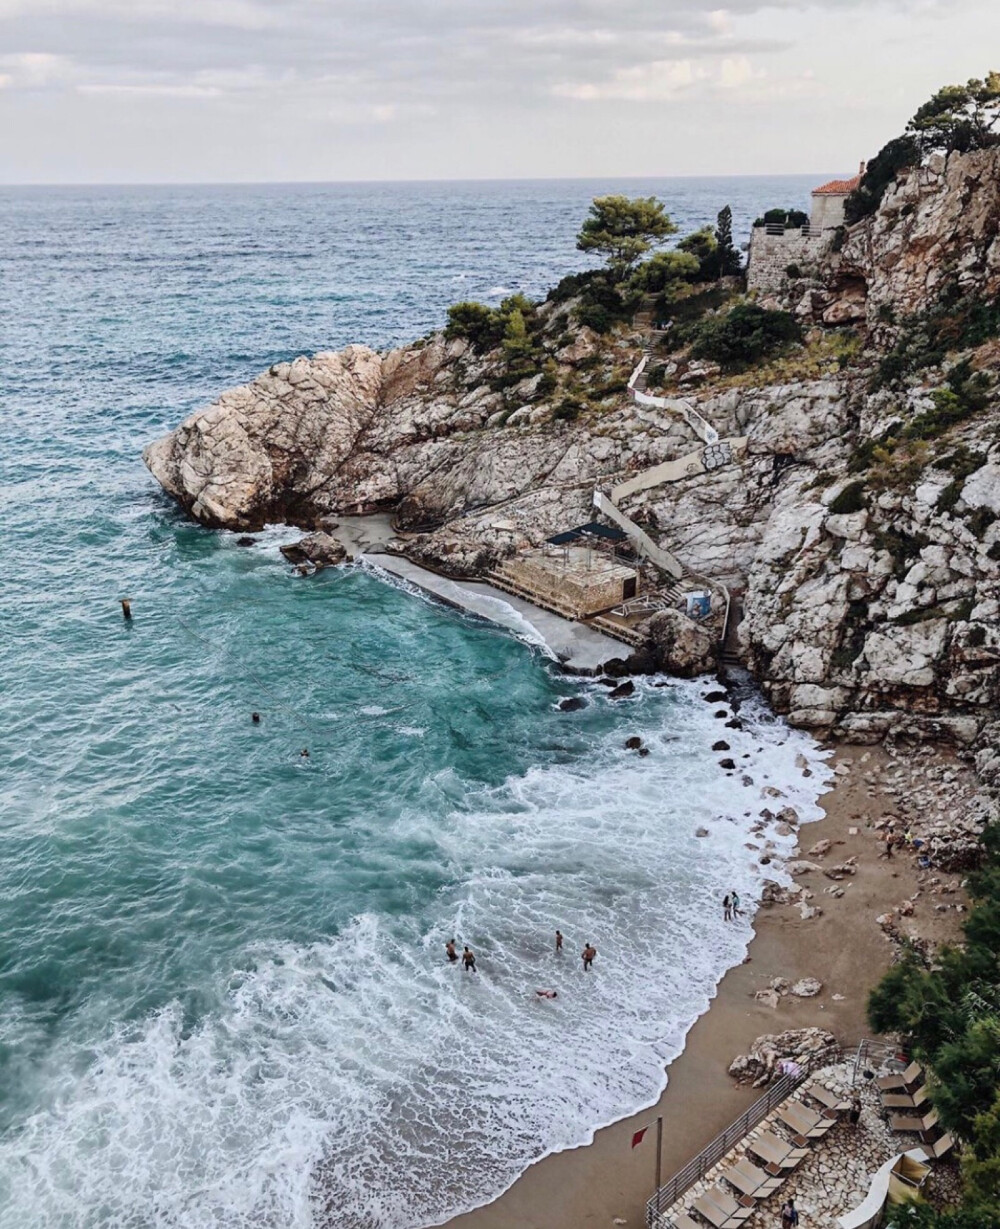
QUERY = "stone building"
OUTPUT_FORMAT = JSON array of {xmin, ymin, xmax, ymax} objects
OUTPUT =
[
  {"xmin": 495, "ymin": 525, "xmax": 641, "ymax": 619},
  {"xmin": 747, "ymin": 164, "xmax": 865, "ymax": 296}
]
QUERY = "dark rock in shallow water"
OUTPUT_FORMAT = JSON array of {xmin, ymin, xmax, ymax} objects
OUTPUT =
[
  {"xmin": 609, "ymin": 681, "xmax": 636, "ymax": 700},
  {"xmin": 725, "ymin": 719, "xmax": 744, "ymax": 730},
  {"xmin": 625, "ymin": 736, "xmax": 643, "ymax": 750},
  {"xmin": 236, "ymin": 536, "xmax": 258, "ymax": 547},
  {"xmin": 712, "ymin": 740, "xmax": 731, "ymax": 752},
  {"xmin": 280, "ymin": 531, "xmax": 348, "ymax": 569},
  {"xmin": 714, "ymin": 710, "xmax": 728, "ymax": 718},
  {"xmin": 597, "ymin": 677, "xmax": 618, "ymax": 688},
  {"xmin": 638, "ymin": 747, "xmax": 651, "ymax": 757},
  {"xmin": 558, "ymin": 697, "xmax": 588, "ymax": 712},
  {"xmin": 703, "ymin": 690, "xmax": 728, "ymax": 703},
  {"xmin": 718, "ymin": 758, "xmax": 737, "ymax": 770}
]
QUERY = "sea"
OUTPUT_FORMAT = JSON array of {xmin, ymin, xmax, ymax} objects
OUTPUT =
[{"xmin": 0, "ymin": 176, "xmax": 833, "ymax": 1229}]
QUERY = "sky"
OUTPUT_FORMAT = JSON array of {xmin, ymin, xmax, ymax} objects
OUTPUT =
[{"xmin": 0, "ymin": 0, "xmax": 997, "ymax": 183}]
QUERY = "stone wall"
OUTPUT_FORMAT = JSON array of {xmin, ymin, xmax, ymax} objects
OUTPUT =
[
  {"xmin": 502, "ymin": 553, "xmax": 638, "ymax": 618},
  {"xmin": 747, "ymin": 228, "xmax": 828, "ymax": 297}
]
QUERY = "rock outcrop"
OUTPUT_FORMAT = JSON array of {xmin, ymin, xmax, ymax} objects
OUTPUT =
[{"xmin": 145, "ymin": 148, "xmax": 1000, "ymax": 745}]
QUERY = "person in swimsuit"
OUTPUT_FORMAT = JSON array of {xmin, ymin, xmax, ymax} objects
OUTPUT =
[
  {"xmin": 723, "ymin": 894, "xmax": 731, "ymax": 921},
  {"xmin": 462, "ymin": 946, "xmax": 477, "ymax": 973},
  {"xmin": 535, "ymin": 989, "xmax": 558, "ymax": 999},
  {"xmin": 445, "ymin": 939, "xmax": 458, "ymax": 963},
  {"xmin": 555, "ymin": 930, "xmax": 563, "ymax": 954},
  {"xmin": 582, "ymin": 943, "xmax": 597, "ymax": 972}
]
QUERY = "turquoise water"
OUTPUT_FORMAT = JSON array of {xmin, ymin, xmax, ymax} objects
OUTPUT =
[{"xmin": 0, "ymin": 178, "xmax": 828, "ymax": 1227}]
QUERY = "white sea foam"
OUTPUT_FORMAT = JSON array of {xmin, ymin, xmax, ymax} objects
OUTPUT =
[{"xmin": 0, "ymin": 680, "xmax": 831, "ymax": 1229}]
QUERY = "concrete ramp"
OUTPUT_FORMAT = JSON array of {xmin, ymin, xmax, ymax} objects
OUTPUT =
[{"xmin": 592, "ymin": 490, "xmax": 684, "ymax": 580}]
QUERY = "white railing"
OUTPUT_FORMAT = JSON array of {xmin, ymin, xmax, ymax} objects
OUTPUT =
[{"xmin": 627, "ymin": 356, "xmax": 720, "ymax": 445}]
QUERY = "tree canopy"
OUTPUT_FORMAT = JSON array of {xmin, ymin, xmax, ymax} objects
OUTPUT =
[
  {"xmin": 908, "ymin": 71, "xmax": 1000, "ymax": 154},
  {"xmin": 577, "ymin": 195, "xmax": 677, "ymax": 280}
]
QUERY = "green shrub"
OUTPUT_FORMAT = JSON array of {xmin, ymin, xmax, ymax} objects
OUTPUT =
[
  {"xmin": 936, "ymin": 479, "xmax": 963, "ymax": 514},
  {"xmin": 553, "ymin": 397, "xmax": 583, "ymax": 421},
  {"xmin": 536, "ymin": 370, "xmax": 558, "ymax": 399},
  {"xmin": 969, "ymin": 508, "xmax": 997, "ymax": 539},
  {"xmin": 844, "ymin": 136, "xmax": 921, "ymax": 224},
  {"xmin": 690, "ymin": 303, "xmax": 801, "ymax": 369},
  {"xmin": 828, "ymin": 480, "xmax": 866, "ymax": 515},
  {"xmin": 785, "ymin": 263, "xmax": 802, "ymax": 280},
  {"xmin": 968, "ymin": 625, "xmax": 988, "ymax": 647},
  {"xmin": 989, "ymin": 541, "xmax": 1000, "ymax": 562},
  {"xmin": 445, "ymin": 301, "xmax": 503, "ymax": 352}
]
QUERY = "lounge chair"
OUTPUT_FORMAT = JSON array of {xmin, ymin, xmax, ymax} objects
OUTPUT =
[
  {"xmin": 748, "ymin": 1131, "xmax": 809, "ymax": 1171},
  {"xmin": 805, "ymin": 1081, "xmax": 851, "ymax": 1114},
  {"xmin": 882, "ymin": 1086, "xmax": 930, "ymax": 1111},
  {"xmin": 777, "ymin": 1101, "xmax": 837, "ymax": 1140},
  {"xmin": 921, "ymin": 1132, "xmax": 955, "ymax": 1160},
  {"xmin": 877, "ymin": 1061, "xmax": 923, "ymax": 1092},
  {"xmin": 693, "ymin": 1187, "xmax": 754, "ymax": 1228},
  {"xmin": 670, "ymin": 1215, "xmax": 702, "ymax": 1229},
  {"xmin": 722, "ymin": 1157, "xmax": 785, "ymax": 1199},
  {"xmin": 890, "ymin": 1109, "xmax": 939, "ymax": 1134}
]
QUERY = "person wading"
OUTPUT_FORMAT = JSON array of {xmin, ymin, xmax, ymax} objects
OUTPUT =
[
  {"xmin": 445, "ymin": 939, "xmax": 458, "ymax": 963},
  {"xmin": 723, "ymin": 894, "xmax": 732, "ymax": 922},
  {"xmin": 581, "ymin": 942, "xmax": 597, "ymax": 972},
  {"xmin": 462, "ymin": 946, "xmax": 477, "ymax": 973},
  {"xmin": 731, "ymin": 890, "xmax": 742, "ymax": 918},
  {"xmin": 555, "ymin": 930, "xmax": 563, "ymax": 954}
]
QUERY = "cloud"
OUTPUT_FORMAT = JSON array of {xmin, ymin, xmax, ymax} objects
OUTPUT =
[{"xmin": 554, "ymin": 59, "xmax": 707, "ymax": 102}]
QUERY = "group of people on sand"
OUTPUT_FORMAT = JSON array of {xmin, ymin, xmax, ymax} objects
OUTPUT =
[
  {"xmin": 722, "ymin": 891, "xmax": 742, "ymax": 921},
  {"xmin": 444, "ymin": 930, "xmax": 598, "ymax": 991}
]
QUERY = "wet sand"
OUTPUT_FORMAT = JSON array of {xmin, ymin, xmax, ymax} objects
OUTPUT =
[{"xmin": 443, "ymin": 743, "xmax": 966, "ymax": 1229}]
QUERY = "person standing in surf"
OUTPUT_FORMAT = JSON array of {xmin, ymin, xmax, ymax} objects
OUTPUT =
[
  {"xmin": 462, "ymin": 945, "xmax": 477, "ymax": 973},
  {"xmin": 731, "ymin": 890, "xmax": 742, "ymax": 918},
  {"xmin": 445, "ymin": 939, "xmax": 458, "ymax": 963},
  {"xmin": 723, "ymin": 894, "xmax": 732, "ymax": 921},
  {"xmin": 582, "ymin": 942, "xmax": 597, "ymax": 972},
  {"xmin": 555, "ymin": 930, "xmax": 563, "ymax": 954}
]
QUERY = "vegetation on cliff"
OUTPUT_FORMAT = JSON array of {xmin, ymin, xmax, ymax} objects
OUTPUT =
[
  {"xmin": 846, "ymin": 69, "xmax": 1000, "ymax": 223},
  {"xmin": 871, "ymin": 827, "xmax": 1000, "ymax": 1225}
]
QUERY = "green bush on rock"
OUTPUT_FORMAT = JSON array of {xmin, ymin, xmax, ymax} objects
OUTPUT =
[{"xmin": 690, "ymin": 303, "xmax": 801, "ymax": 370}]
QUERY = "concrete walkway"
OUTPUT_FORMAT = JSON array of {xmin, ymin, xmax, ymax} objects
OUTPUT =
[{"xmin": 367, "ymin": 554, "xmax": 624, "ymax": 675}]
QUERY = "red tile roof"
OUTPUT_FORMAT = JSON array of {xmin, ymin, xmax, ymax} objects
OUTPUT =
[{"xmin": 813, "ymin": 174, "xmax": 862, "ymax": 196}]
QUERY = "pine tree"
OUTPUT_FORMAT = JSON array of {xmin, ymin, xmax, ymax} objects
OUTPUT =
[{"xmin": 714, "ymin": 205, "xmax": 742, "ymax": 278}]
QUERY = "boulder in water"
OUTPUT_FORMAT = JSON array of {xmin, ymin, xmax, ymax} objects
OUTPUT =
[
  {"xmin": 558, "ymin": 697, "xmax": 588, "ymax": 712},
  {"xmin": 280, "ymin": 531, "xmax": 349, "ymax": 569},
  {"xmin": 609, "ymin": 680, "xmax": 635, "ymax": 700}
]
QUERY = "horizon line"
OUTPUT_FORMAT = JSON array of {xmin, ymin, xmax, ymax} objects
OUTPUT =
[{"xmin": 0, "ymin": 170, "xmax": 845, "ymax": 190}]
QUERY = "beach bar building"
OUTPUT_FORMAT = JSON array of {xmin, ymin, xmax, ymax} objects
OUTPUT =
[{"xmin": 494, "ymin": 523, "xmax": 641, "ymax": 620}]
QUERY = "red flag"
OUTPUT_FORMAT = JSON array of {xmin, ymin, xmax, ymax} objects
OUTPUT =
[{"xmin": 631, "ymin": 1127, "xmax": 648, "ymax": 1149}]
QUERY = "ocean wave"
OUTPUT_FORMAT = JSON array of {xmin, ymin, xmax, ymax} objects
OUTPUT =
[{"xmin": 0, "ymin": 680, "xmax": 830, "ymax": 1229}]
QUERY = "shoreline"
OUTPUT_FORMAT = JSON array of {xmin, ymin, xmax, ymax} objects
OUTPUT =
[{"xmin": 440, "ymin": 741, "xmax": 972, "ymax": 1229}]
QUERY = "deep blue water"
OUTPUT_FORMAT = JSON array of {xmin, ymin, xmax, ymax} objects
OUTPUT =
[{"xmin": 0, "ymin": 178, "xmax": 827, "ymax": 1228}]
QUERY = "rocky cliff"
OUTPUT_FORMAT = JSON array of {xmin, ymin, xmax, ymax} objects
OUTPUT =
[{"xmin": 145, "ymin": 149, "xmax": 1000, "ymax": 746}]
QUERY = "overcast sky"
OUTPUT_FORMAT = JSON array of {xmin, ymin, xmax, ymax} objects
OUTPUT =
[{"xmin": 1, "ymin": 0, "xmax": 997, "ymax": 183}]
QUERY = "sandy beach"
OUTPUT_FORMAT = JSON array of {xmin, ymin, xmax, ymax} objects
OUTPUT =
[{"xmin": 444, "ymin": 741, "xmax": 972, "ymax": 1229}]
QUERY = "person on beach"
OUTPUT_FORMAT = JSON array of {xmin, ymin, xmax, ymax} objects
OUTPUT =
[
  {"xmin": 849, "ymin": 1095, "xmax": 862, "ymax": 1128},
  {"xmin": 882, "ymin": 827, "xmax": 894, "ymax": 859},
  {"xmin": 445, "ymin": 939, "xmax": 458, "ymax": 963},
  {"xmin": 780, "ymin": 1197, "xmax": 799, "ymax": 1228},
  {"xmin": 731, "ymin": 890, "xmax": 742, "ymax": 918},
  {"xmin": 723, "ymin": 894, "xmax": 732, "ymax": 922},
  {"xmin": 555, "ymin": 930, "xmax": 563, "ymax": 954},
  {"xmin": 462, "ymin": 946, "xmax": 476, "ymax": 973},
  {"xmin": 582, "ymin": 943, "xmax": 597, "ymax": 972}
]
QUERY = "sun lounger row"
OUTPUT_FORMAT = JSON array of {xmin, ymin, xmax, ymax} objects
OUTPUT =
[
  {"xmin": 878, "ymin": 1065, "xmax": 956, "ymax": 1160},
  {"xmin": 669, "ymin": 1084, "xmax": 847, "ymax": 1229}
]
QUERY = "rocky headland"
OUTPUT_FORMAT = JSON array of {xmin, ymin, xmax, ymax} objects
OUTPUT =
[{"xmin": 145, "ymin": 148, "xmax": 1000, "ymax": 768}]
